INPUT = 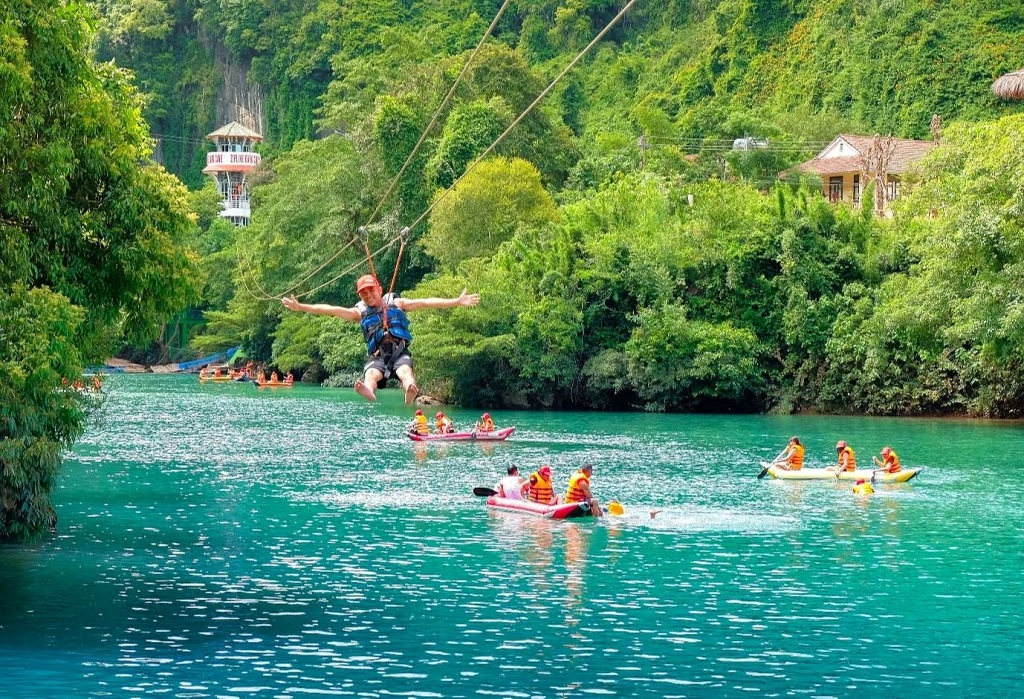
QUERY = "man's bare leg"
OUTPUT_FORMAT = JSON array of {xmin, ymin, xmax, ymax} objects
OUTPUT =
[
  {"xmin": 355, "ymin": 368, "xmax": 383, "ymax": 401},
  {"xmin": 396, "ymin": 365, "xmax": 419, "ymax": 405}
]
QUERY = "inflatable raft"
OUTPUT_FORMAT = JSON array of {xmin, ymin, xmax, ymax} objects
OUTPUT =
[
  {"xmin": 408, "ymin": 426, "xmax": 515, "ymax": 442},
  {"xmin": 760, "ymin": 463, "xmax": 922, "ymax": 483},
  {"xmin": 485, "ymin": 495, "xmax": 592, "ymax": 519}
]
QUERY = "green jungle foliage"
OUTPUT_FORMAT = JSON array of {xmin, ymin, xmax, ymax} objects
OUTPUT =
[
  {"xmin": 81, "ymin": 0, "xmax": 1024, "ymax": 415},
  {"xmin": 2, "ymin": 1, "xmax": 1020, "ymax": 543},
  {"xmin": 80, "ymin": 0, "xmax": 1024, "ymax": 419},
  {"xmin": 1, "ymin": 0, "xmax": 202, "ymax": 539}
]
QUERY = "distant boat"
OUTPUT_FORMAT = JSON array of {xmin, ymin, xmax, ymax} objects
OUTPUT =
[
  {"xmin": 407, "ymin": 427, "xmax": 515, "ymax": 442},
  {"xmin": 254, "ymin": 376, "xmax": 294, "ymax": 388}
]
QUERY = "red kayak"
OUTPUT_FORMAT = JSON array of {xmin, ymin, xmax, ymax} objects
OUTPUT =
[
  {"xmin": 485, "ymin": 495, "xmax": 592, "ymax": 519},
  {"xmin": 407, "ymin": 426, "xmax": 515, "ymax": 442}
]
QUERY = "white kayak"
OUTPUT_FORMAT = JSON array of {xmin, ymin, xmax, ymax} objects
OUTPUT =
[{"xmin": 759, "ymin": 463, "xmax": 923, "ymax": 483}]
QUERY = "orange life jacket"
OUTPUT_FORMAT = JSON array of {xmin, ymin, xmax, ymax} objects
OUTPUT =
[
  {"xmin": 838, "ymin": 446, "xmax": 856, "ymax": 471},
  {"xmin": 883, "ymin": 451, "xmax": 900, "ymax": 472},
  {"xmin": 565, "ymin": 470, "xmax": 590, "ymax": 503},
  {"xmin": 528, "ymin": 472, "xmax": 554, "ymax": 503},
  {"xmin": 788, "ymin": 444, "xmax": 804, "ymax": 470}
]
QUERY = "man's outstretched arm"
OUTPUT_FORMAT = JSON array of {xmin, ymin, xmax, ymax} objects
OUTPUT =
[
  {"xmin": 397, "ymin": 288, "xmax": 480, "ymax": 312},
  {"xmin": 281, "ymin": 297, "xmax": 361, "ymax": 322}
]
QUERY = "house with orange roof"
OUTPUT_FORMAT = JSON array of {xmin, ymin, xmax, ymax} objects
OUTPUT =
[{"xmin": 790, "ymin": 134, "xmax": 936, "ymax": 214}]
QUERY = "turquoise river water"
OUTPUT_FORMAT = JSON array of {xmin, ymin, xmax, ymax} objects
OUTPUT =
[{"xmin": 1, "ymin": 374, "xmax": 1022, "ymax": 698}]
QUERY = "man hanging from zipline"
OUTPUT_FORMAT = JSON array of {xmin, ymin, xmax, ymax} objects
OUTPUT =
[{"xmin": 282, "ymin": 275, "xmax": 479, "ymax": 404}]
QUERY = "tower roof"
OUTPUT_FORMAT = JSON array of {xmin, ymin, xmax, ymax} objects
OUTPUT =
[{"xmin": 206, "ymin": 121, "xmax": 263, "ymax": 141}]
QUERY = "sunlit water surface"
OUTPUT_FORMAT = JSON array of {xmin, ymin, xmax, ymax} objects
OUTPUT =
[{"xmin": 2, "ymin": 375, "xmax": 1022, "ymax": 698}]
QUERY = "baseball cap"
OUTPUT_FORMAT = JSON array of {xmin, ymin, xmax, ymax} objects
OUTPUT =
[
  {"xmin": 356, "ymin": 274, "xmax": 380, "ymax": 293},
  {"xmin": 538, "ymin": 465, "xmax": 551, "ymax": 476}
]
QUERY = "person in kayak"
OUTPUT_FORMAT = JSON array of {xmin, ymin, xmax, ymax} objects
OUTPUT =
[
  {"xmin": 496, "ymin": 464, "xmax": 526, "ymax": 500},
  {"xmin": 435, "ymin": 411, "xmax": 456, "ymax": 434},
  {"xmin": 773, "ymin": 436, "xmax": 805, "ymax": 471},
  {"xmin": 526, "ymin": 465, "xmax": 559, "ymax": 505},
  {"xmin": 831, "ymin": 440, "xmax": 856, "ymax": 472},
  {"xmin": 872, "ymin": 446, "xmax": 901, "ymax": 473},
  {"xmin": 564, "ymin": 463, "xmax": 603, "ymax": 516},
  {"xmin": 281, "ymin": 275, "xmax": 479, "ymax": 405},
  {"xmin": 476, "ymin": 413, "xmax": 495, "ymax": 432},
  {"xmin": 409, "ymin": 409, "xmax": 429, "ymax": 436}
]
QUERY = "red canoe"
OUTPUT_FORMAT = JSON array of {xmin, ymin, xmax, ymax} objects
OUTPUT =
[
  {"xmin": 485, "ymin": 495, "xmax": 592, "ymax": 519},
  {"xmin": 407, "ymin": 426, "xmax": 515, "ymax": 442}
]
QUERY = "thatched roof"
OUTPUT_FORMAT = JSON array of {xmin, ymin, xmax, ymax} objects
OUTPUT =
[{"xmin": 992, "ymin": 69, "xmax": 1024, "ymax": 100}]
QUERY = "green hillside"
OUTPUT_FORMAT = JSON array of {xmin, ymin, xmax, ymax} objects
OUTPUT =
[
  {"xmin": 88, "ymin": 0, "xmax": 1024, "ymax": 416},
  {"xmin": 92, "ymin": 1, "xmax": 1024, "ymax": 183}
]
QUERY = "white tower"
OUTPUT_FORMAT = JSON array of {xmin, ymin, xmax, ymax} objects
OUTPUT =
[{"xmin": 203, "ymin": 121, "xmax": 263, "ymax": 226}]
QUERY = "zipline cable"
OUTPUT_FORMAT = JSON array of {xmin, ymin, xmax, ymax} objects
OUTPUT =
[
  {"xmin": 272, "ymin": 0, "xmax": 514, "ymax": 302},
  {"xmin": 304, "ymin": 0, "xmax": 645, "ymax": 298},
  {"xmin": 249, "ymin": 0, "xmax": 643, "ymax": 303},
  {"xmin": 363, "ymin": 0, "xmax": 514, "ymax": 228},
  {"xmin": 299, "ymin": 231, "xmax": 406, "ymax": 299},
  {"xmin": 403, "ymin": 0, "xmax": 643, "ymax": 235},
  {"xmin": 239, "ymin": 232, "xmax": 361, "ymax": 301}
]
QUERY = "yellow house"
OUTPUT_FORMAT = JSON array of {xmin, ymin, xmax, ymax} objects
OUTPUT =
[{"xmin": 792, "ymin": 134, "xmax": 935, "ymax": 212}]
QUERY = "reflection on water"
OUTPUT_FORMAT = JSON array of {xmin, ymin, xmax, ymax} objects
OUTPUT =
[{"xmin": 1, "ymin": 375, "xmax": 1022, "ymax": 698}]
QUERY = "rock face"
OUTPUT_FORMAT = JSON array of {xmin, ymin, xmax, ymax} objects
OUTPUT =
[{"xmin": 213, "ymin": 42, "xmax": 265, "ymax": 134}]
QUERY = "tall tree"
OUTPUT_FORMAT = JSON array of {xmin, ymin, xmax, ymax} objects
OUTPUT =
[{"xmin": 0, "ymin": 0, "xmax": 202, "ymax": 539}]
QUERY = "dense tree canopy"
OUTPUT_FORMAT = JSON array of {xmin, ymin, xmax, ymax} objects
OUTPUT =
[
  {"xmin": 4, "ymin": 0, "xmax": 1021, "ymax": 541},
  {"xmin": 75, "ymin": 0, "xmax": 1024, "ymax": 420},
  {"xmin": 1, "ymin": 0, "xmax": 201, "ymax": 539}
]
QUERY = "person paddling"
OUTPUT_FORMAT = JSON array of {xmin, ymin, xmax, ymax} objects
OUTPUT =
[
  {"xmin": 872, "ymin": 446, "xmax": 901, "ymax": 473},
  {"xmin": 831, "ymin": 440, "xmax": 856, "ymax": 473},
  {"xmin": 774, "ymin": 436, "xmax": 804, "ymax": 471},
  {"xmin": 282, "ymin": 275, "xmax": 479, "ymax": 404},
  {"xmin": 496, "ymin": 465, "xmax": 526, "ymax": 500},
  {"xmin": 476, "ymin": 412, "xmax": 495, "ymax": 432}
]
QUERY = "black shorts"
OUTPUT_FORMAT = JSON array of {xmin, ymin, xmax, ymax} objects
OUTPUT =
[{"xmin": 364, "ymin": 346, "xmax": 413, "ymax": 379}]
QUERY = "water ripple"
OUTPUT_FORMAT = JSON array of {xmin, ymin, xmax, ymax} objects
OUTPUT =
[{"xmin": 2, "ymin": 376, "xmax": 1022, "ymax": 698}]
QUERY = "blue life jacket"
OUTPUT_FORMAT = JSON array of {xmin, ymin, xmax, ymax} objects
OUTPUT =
[{"xmin": 358, "ymin": 293, "xmax": 412, "ymax": 355}]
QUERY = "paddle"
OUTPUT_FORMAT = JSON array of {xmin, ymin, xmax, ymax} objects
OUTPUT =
[
  {"xmin": 473, "ymin": 486, "xmax": 497, "ymax": 497},
  {"xmin": 757, "ymin": 446, "xmax": 790, "ymax": 479}
]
